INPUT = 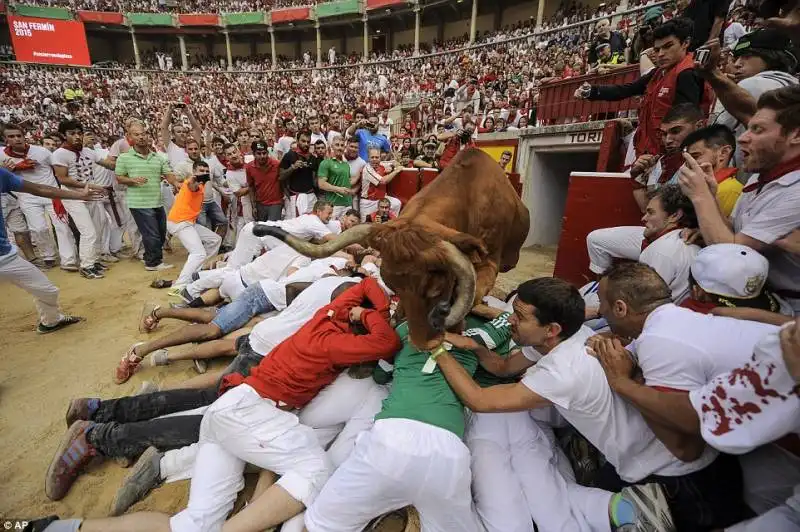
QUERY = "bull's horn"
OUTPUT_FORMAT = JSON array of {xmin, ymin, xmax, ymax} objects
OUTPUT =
[
  {"xmin": 439, "ymin": 240, "xmax": 477, "ymax": 329},
  {"xmin": 252, "ymin": 223, "xmax": 376, "ymax": 258}
]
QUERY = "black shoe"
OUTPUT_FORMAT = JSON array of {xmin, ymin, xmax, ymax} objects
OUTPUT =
[
  {"xmin": 22, "ymin": 516, "xmax": 60, "ymax": 532},
  {"xmin": 80, "ymin": 267, "xmax": 104, "ymax": 279},
  {"xmin": 191, "ymin": 271, "xmax": 200, "ymax": 282},
  {"xmin": 93, "ymin": 261, "xmax": 109, "ymax": 271},
  {"xmin": 37, "ymin": 315, "xmax": 84, "ymax": 334}
]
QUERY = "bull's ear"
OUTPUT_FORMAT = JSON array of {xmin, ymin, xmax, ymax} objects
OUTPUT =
[{"xmin": 446, "ymin": 232, "xmax": 488, "ymax": 264}]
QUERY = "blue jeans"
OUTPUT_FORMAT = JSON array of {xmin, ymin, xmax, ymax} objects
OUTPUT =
[
  {"xmin": 198, "ymin": 201, "xmax": 227, "ymax": 230},
  {"xmin": 130, "ymin": 207, "xmax": 166, "ymax": 267},
  {"xmin": 210, "ymin": 283, "xmax": 275, "ymax": 334}
]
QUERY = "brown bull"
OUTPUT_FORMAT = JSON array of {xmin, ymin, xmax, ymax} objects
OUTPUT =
[{"xmin": 254, "ymin": 148, "xmax": 530, "ymax": 349}]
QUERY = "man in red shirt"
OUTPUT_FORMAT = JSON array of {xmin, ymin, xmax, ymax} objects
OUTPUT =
[
  {"xmin": 437, "ymin": 121, "xmax": 477, "ymax": 169},
  {"xmin": 246, "ymin": 140, "xmax": 283, "ymax": 222},
  {"xmin": 359, "ymin": 148, "xmax": 403, "ymax": 222},
  {"xmin": 42, "ymin": 277, "xmax": 400, "ymax": 532}
]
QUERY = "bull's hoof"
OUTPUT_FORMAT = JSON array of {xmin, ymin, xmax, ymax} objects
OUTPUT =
[{"xmin": 252, "ymin": 224, "xmax": 288, "ymax": 240}]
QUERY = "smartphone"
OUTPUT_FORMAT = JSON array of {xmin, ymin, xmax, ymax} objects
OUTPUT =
[{"xmin": 695, "ymin": 47, "xmax": 711, "ymax": 67}]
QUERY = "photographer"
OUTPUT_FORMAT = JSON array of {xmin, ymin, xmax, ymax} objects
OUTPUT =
[
  {"xmin": 576, "ymin": 18, "xmax": 711, "ymax": 166},
  {"xmin": 630, "ymin": 7, "xmax": 665, "ymax": 68},
  {"xmin": 437, "ymin": 121, "xmax": 477, "ymax": 169},
  {"xmin": 166, "ymin": 159, "xmax": 222, "ymax": 288},
  {"xmin": 365, "ymin": 197, "xmax": 397, "ymax": 223}
]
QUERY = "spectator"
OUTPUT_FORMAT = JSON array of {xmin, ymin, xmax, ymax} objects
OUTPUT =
[
  {"xmin": 679, "ymin": 0, "xmax": 732, "ymax": 50},
  {"xmin": 246, "ymin": 140, "xmax": 282, "ymax": 222},
  {"xmin": 589, "ymin": 19, "xmax": 627, "ymax": 65},
  {"xmin": 680, "ymin": 124, "xmax": 742, "ymax": 217}
]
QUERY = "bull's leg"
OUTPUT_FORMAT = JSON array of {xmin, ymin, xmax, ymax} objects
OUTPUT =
[{"xmin": 473, "ymin": 260, "xmax": 500, "ymax": 306}]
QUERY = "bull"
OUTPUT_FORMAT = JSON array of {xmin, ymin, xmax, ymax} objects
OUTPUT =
[{"xmin": 254, "ymin": 148, "xmax": 530, "ymax": 349}]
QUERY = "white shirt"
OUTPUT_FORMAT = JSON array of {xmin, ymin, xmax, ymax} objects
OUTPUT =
[
  {"xmin": 732, "ymin": 170, "xmax": 800, "ymax": 304},
  {"xmin": 108, "ymin": 137, "xmax": 130, "ymax": 158},
  {"xmin": 266, "ymin": 213, "xmax": 332, "ymax": 241},
  {"xmin": 249, "ymin": 275, "xmax": 360, "ymax": 356},
  {"xmin": 241, "ymin": 243, "xmax": 308, "ymax": 286},
  {"xmin": 521, "ymin": 326, "xmax": 716, "ymax": 481},
  {"xmin": 276, "ymin": 136, "xmax": 295, "ymax": 157},
  {"xmin": 723, "ymin": 22, "xmax": 746, "ymax": 49},
  {"xmin": 166, "ymin": 141, "xmax": 189, "ymax": 170},
  {"xmin": 310, "ymin": 132, "xmax": 328, "ymax": 148},
  {"xmin": 347, "ymin": 157, "xmax": 367, "ymax": 183},
  {"xmin": 689, "ymin": 325, "xmax": 800, "ymax": 454},
  {"xmin": 225, "ymin": 167, "xmax": 248, "ymax": 193},
  {"xmin": 51, "ymin": 146, "xmax": 98, "ymax": 184},
  {"xmin": 259, "ymin": 257, "xmax": 348, "ymax": 311},
  {"xmin": 378, "ymin": 117, "xmax": 394, "ymax": 138},
  {"xmin": 640, "ymin": 230, "xmax": 699, "ymax": 303},
  {"xmin": 91, "ymin": 146, "xmax": 116, "ymax": 188},
  {"xmin": 630, "ymin": 304, "xmax": 778, "ymax": 391},
  {"xmin": 327, "ymin": 130, "xmax": 342, "ymax": 147},
  {"xmin": 0, "ymin": 145, "xmax": 59, "ymax": 187}
]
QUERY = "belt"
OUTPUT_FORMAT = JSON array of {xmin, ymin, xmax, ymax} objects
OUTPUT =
[
  {"xmin": 106, "ymin": 187, "xmax": 122, "ymax": 226},
  {"xmin": 239, "ymin": 271, "xmax": 248, "ymax": 288}
]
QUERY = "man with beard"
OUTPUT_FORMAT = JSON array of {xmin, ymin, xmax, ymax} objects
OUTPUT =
[
  {"xmin": 678, "ymin": 85, "xmax": 800, "ymax": 312},
  {"xmin": 318, "ymin": 137, "xmax": 356, "ymax": 219},
  {"xmin": 345, "ymin": 112, "xmax": 392, "ymax": 162},
  {"xmin": 280, "ymin": 131, "xmax": 317, "ymax": 219},
  {"xmin": 222, "ymin": 144, "xmax": 252, "ymax": 233},
  {"xmin": 359, "ymin": 148, "xmax": 402, "ymax": 222},
  {"xmin": 246, "ymin": 140, "xmax": 282, "ymax": 222},
  {"xmin": 159, "ymin": 103, "xmax": 203, "ymax": 211},
  {"xmin": 51, "ymin": 120, "xmax": 117, "ymax": 279}
]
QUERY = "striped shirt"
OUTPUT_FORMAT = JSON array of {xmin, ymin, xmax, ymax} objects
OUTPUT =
[{"xmin": 115, "ymin": 149, "xmax": 169, "ymax": 209}]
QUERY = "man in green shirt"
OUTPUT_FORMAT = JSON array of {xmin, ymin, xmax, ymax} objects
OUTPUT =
[
  {"xmin": 317, "ymin": 136, "xmax": 355, "ymax": 219},
  {"xmin": 115, "ymin": 123, "xmax": 178, "ymax": 271},
  {"xmin": 304, "ymin": 319, "xmax": 485, "ymax": 532}
]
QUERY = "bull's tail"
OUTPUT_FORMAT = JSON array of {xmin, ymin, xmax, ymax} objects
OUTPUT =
[{"xmin": 252, "ymin": 223, "xmax": 374, "ymax": 258}]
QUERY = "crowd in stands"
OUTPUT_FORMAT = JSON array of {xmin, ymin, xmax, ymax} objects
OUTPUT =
[{"xmin": 2, "ymin": 0, "xmax": 800, "ymax": 530}]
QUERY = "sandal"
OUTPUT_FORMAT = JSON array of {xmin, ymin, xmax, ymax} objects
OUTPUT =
[
  {"xmin": 139, "ymin": 303, "xmax": 161, "ymax": 333},
  {"xmin": 149, "ymin": 279, "xmax": 173, "ymax": 289}
]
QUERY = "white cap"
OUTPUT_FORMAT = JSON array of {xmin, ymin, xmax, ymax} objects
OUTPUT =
[{"xmin": 691, "ymin": 244, "xmax": 769, "ymax": 299}]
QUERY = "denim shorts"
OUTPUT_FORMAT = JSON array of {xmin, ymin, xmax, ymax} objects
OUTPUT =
[{"xmin": 211, "ymin": 283, "xmax": 275, "ymax": 334}]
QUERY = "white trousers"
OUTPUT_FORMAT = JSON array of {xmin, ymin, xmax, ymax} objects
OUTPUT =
[
  {"xmin": 186, "ymin": 268, "xmax": 229, "ymax": 299},
  {"xmin": 467, "ymin": 411, "xmax": 612, "ymax": 532},
  {"xmin": 586, "ymin": 226, "xmax": 644, "ymax": 275},
  {"xmin": 305, "ymin": 418, "xmax": 483, "ymax": 532},
  {"xmin": 61, "ymin": 199, "xmax": 98, "ymax": 269},
  {"xmin": 0, "ymin": 253, "xmax": 63, "ymax": 326},
  {"xmin": 168, "ymin": 220, "xmax": 223, "ymax": 286},
  {"xmin": 331, "ymin": 205, "xmax": 350, "ymax": 220},
  {"xmin": 226, "ymin": 221, "xmax": 283, "ymax": 270},
  {"xmin": 359, "ymin": 196, "xmax": 401, "ymax": 222},
  {"xmin": 170, "ymin": 384, "xmax": 330, "ymax": 532},
  {"xmin": 284, "ymin": 192, "xmax": 317, "ymax": 220},
  {"xmin": 88, "ymin": 200, "xmax": 112, "ymax": 256},
  {"xmin": 104, "ymin": 189, "xmax": 141, "ymax": 256},
  {"xmin": 18, "ymin": 193, "xmax": 74, "ymax": 264},
  {"xmin": 727, "ymin": 484, "xmax": 800, "ymax": 532}
]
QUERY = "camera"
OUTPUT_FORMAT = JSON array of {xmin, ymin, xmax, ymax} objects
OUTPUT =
[
  {"xmin": 460, "ymin": 131, "xmax": 472, "ymax": 142},
  {"xmin": 195, "ymin": 173, "xmax": 211, "ymax": 184},
  {"xmin": 695, "ymin": 47, "xmax": 711, "ymax": 67}
]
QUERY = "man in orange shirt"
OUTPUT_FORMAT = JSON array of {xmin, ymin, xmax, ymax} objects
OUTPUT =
[{"xmin": 166, "ymin": 160, "xmax": 222, "ymax": 288}]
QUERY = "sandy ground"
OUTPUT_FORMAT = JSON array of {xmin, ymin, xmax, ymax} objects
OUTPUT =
[{"xmin": 0, "ymin": 244, "xmax": 555, "ymax": 524}]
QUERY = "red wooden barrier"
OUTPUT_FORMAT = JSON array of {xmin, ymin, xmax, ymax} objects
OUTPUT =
[
  {"xmin": 537, "ymin": 65, "xmax": 641, "ymax": 125},
  {"xmin": 553, "ymin": 174, "xmax": 642, "ymax": 286},
  {"xmin": 387, "ymin": 169, "xmax": 422, "ymax": 207}
]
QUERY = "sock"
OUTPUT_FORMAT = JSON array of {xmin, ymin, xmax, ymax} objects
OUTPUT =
[
  {"xmin": 609, "ymin": 492, "xmax": 636, "ymax": 528},
  {"xmin": 188, "ymin": 297, "xmax": 205, "ymax": 308}
]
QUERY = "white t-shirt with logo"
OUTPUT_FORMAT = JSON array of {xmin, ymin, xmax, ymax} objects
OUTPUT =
[
  {"xmin": 248, "ymin": 275, "xmax": 360, "ymax": 356},
  {"xmin": 689, "ymin": 325, "xmax": 800, "ymax": 454},
  {"xmin": 51, "ymin": 146, "xmax": 99, "ymax": 185},
  {"xmin": 640, "ymin": 230, "xmax": 700, "ymax": 303},
  {"xmin": 521, "ymin": 326, "xmax": 716, "ymax": 482}
]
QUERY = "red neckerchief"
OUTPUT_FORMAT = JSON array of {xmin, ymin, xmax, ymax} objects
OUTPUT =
[
  {"xmin": 3, "ymin": 145, "xmax": 37, "ymax": 171},
  {"xmin": 226, "ymin": 161, "xmax": 244, "ymax": 171},
  {"xmin": 742, "ymin": 154, "xmax": 800, "ymax": 193},
  {"xmin": 658, "ymin": 151, "xmax": 685, "ymax": 184},
  {"xmin": 680, "ymin": 298, "xmax": 718, "ymax": 314},
  {"xmin": 641, "ymin": 227, "xmax": 679, "ymax": 252},
  {"xmin": 293, "ymin": 148, "xmax": 310, "ymax": 159},
  {"xmin": 714, "ymin": 167, "xmax": 738, "ymax": 184},
  {"xmin": 60, "ymin": 142, "xmax": 82, "ymax": 156}
]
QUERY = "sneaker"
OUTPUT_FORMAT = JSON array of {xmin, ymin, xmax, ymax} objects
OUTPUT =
[
  {"xmin": 30, "ymin": 257, "xmax": 46, "ymax": 268},
  {"xmin": 43, "ymin": 259, "xmax": 57, "ymax": 269},
  {"xmin": 145, "ymin": 263, "xmax": 174, "ymax": 272},
  {"xmin": 99, "ymin": 253, "xmax": 119, "ymax": 263},
  {"xmin": 60, "ymin": 264, "xmax": 79, "ymax": 272},
  {"xmin": 110, "ymin": 446, "xmax": 163, "ymax": 516},
  {"xmin": 80, "ymin": 267, "xmax": 104, "ymax": 279},
  {"xmin": 612, "ymin": 483, "xmax": 675, "ymax": 532},
  {"xmin": 37, "ymin": 315, "xmax": 84, "ymax": 334},
  {"xmin": 167, "ymin": 285, "xmax": 193, "ymax": 304},
  {"xmin": 93, "ymin": 261, "xmax": 109, "ymax": 271},
  {"xmin": 64, "ymin": 398, "xmax": 100, "ymax": 428},
  {"xmin": 45, "ymin": 420, "xmax": 97, "ymax": 501},
  {"xmin": 115, "ymin": 342, "xmax": 144, "ymax": 384}
]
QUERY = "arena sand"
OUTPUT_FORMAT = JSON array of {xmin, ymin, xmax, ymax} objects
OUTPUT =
[{"xmin": 0, "ymin": 244, "xmax": 555, "ymax": 526}]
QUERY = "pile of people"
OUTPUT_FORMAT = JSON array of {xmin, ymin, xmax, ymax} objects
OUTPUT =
[{"xmin": 2, "ymin": 2, "xmax": 800, "ymax": 531}]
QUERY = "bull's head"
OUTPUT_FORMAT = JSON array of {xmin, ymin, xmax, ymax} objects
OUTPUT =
[{"xmin": 253, "ymin": 220, "xmax": 476, "ymax": 349}]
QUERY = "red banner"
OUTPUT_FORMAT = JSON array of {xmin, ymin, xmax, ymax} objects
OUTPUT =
[
  {"xmin": 178, "ymin": 13, "xmax": 219, "ymax": 26},
  {"xmin": 9, "ymin": 15, "xmax": 90, "ymax": 65},
  {"xmin": 77, "ymin": 11, "xmax": 124, "ymax": 24},
  {"xmin": 366, "ymin": 0, "xmax": 405, "ymax": 9},
  {"xmin": 270, "ymin": 7, "xmax": 310, "ymax": 23}
]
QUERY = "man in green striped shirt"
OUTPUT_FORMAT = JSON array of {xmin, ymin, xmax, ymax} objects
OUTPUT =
[
  {"xmin": 316, "ymin": 136, "xmax": 355, "ymax": 219},
  {"xmin": 115, "ymin": 123, "xmax": 178, "ymax": 271}
]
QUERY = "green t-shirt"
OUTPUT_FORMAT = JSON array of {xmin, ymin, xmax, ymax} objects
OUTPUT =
[
  {"xmin": 375, "ymin": 322, "xmax": 478, "ymax": 439},
  {"xmin": 465, "ymin": 312, "xmax": 519, "ymax": 387},
  {"xmin": 318, "ymin": 158, "xmax": 352, "ymax": 207},
  {"xmin": 115, "ymin": 150, "xmax": 170, "ymax": 209}
]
